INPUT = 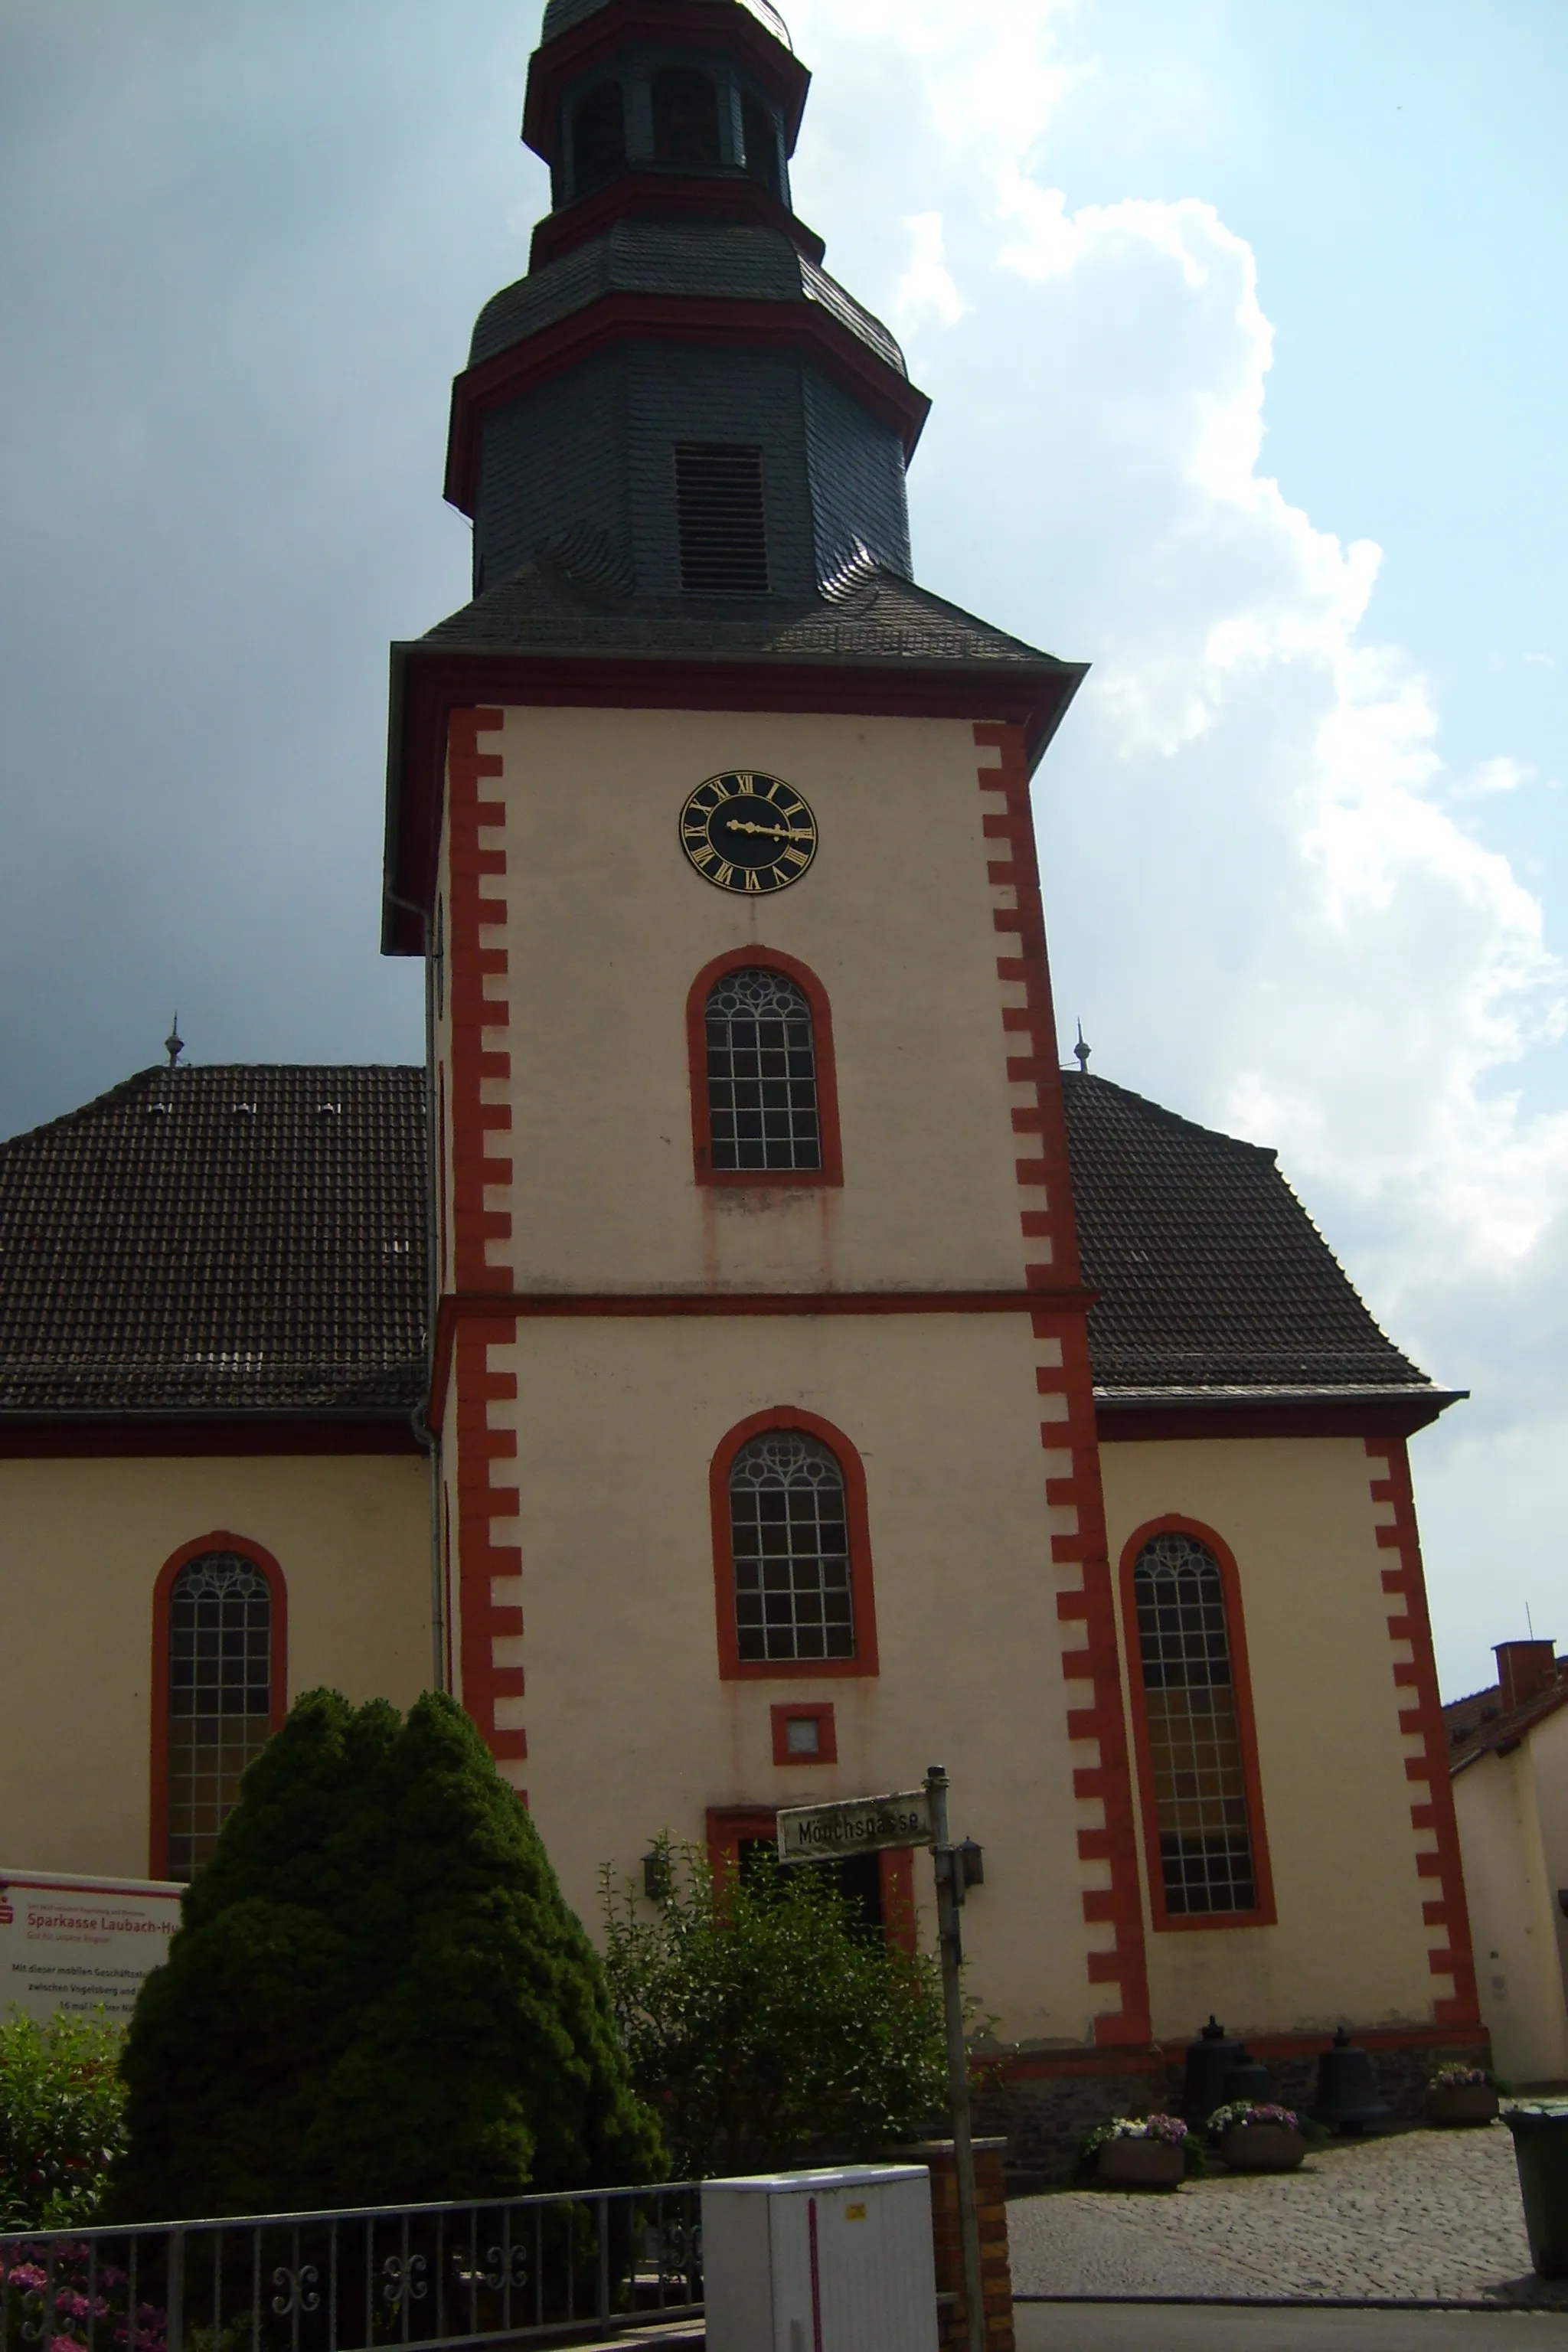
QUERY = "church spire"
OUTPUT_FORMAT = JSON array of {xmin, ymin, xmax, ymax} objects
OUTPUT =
[{"xmin": 445, "ymin": 0, "xmax": 926, "ymax": 603}]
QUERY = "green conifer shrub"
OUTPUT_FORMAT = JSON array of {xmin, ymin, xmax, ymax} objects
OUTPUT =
[
  {"xmin": 602, "ymin": 1841, "xmax": 947, "ymax": 2177},
  {"xmin": 107, "ymin": 1690, "xmax": 662, "ymax": 2220}
]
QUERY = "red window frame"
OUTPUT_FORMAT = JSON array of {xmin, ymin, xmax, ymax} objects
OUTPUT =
[
  {"xmin": 770, "ymin": 1700, "xmax": 837, "ymax": 1766},
  {"xmin": 1119, "ymin": 1514, "xmax": 1276, "ymax": 1932},
  {"xmin": 149, "ymin": 1530, "xmax": 289, "ymax": 1881},
  {"xmin": 686, "ymin": 946, "xmax": 844, "ymax": 1187},
  {"xmin": 705, "ymin": 1807, "xmax": 917, "ymax": 1954},
  {"xmin": 710, "ymin": 1407, "xmax": 879, "ymax": 1681}
]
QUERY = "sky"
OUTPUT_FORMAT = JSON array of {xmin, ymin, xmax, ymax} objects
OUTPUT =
[{"xmin": 0, "ymin": 1, "xmax": 1563, "ymax": 1699}]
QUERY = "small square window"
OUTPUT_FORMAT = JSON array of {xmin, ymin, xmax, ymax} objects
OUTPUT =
[{"xmin": 771, "ymin": 1701, "xmax": 836, "ymax": 1766}]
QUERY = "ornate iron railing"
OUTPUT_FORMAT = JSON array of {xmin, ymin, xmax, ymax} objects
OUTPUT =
[{"xmin": 0, "ymin": 2183, "xmax": 702, "ymax": 2352}]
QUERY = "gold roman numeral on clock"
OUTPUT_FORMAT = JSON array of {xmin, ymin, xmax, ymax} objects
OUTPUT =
[{"xmin": 680, "ymin": 771, "xmax": 816, "ymax": 893}]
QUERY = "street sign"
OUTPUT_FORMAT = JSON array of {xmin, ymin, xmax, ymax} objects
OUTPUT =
[{"xmin": 776, "ymin": 1788, "xmax": 933, "ymax": 1863}]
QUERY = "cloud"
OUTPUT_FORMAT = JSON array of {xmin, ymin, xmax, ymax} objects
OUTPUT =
[
  {"xmin": 787, "ymin": 0, "xmax": 1568, "ymax": 1687},
  {"xmin": 893, "ymin": 212, "xmax": 968, "ymax": 332},
  {"xmin": 1455, "ymin": 755, "xmax": 1536, "ymax": 798}
]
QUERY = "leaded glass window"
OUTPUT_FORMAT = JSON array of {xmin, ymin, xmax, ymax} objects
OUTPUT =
[
  {"xmin": 1132, "ymin": 1530, "xmax": 1258, "ymax": 1916},
  {"xmin": 730, "ymin": 1431, "xmax": 854, "ymax": 1663},
  {"xmin": 166, "ymin": 1552, "xmax": 272, "ymax": 1882},
  {"xmin": 705, "ymin": 969, "xmax": 820, "ymax": 1172}
]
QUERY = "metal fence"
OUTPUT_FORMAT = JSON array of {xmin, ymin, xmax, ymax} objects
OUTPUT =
[{"xmin": 0, "ymin": 2184, "xmax": 702, "ymax": 2352}]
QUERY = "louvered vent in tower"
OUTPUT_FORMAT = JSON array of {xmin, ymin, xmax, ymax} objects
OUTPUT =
[{"xmin": 675, "ymin": 444, "xmax": 769, "ymax": 594}]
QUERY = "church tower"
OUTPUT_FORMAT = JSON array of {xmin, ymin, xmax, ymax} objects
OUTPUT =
[
  {"xmin": 380, "ymin": 0, "xmax": 1482, "ymax": 2093},
  {"xmin": 381, "ymin": 0, "xmax": 1145, "ymax": 2053}
]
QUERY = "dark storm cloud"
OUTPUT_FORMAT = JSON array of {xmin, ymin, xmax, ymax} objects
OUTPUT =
[{"xmin": 0, "ymin": 2, "xmax": 547, "ymax": 1135}]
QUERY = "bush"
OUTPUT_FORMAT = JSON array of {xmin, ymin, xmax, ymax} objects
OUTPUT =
[
  {"xmin": 602, "ymin": 1840, "xmax": 948, "ymax": 2177},
  {"xmin": 106, "ymin": 1690, "xmax": 662, "ymax": 2220},
  {"xmin": 0, "ymin": 2007, "xmax": 127, "ymax": 2230}
]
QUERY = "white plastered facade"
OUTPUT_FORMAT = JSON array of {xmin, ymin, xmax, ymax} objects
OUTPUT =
[
  {"xmin": 430, "ymin": 700, "xmax": 1461, "ymax": 2051},
  {"xmin": 1101, "ymin": 1437, "xmax": 1450, "ymax": 2037},
  {"xmin": 1454, "ymin": 1705, "xmax": 1568, "ymax": 2082},
  {"xmin": 0, "ymin": 1454, "xmax": 431, "ymax": 1880}
]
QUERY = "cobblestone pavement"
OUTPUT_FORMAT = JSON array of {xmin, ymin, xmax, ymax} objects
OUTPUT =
[
  {"xmin": 1016, "ymin": 2309, "xmax": 1568, "ymax": 2350},
  {"xmin": 1008, "ymin": 2126, "xmax": 1568, "ymax": 2307}
]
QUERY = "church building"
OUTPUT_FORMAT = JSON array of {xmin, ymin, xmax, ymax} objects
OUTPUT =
[{"xmin": 0, "ymin": 0, "xmax": 1487, "ymax": 2149}]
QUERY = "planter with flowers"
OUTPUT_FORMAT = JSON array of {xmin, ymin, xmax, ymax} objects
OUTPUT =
[
  {"xmin": 1084, "ymin": 2113, "xmax": 1191, "ymax": 2190},
  {"xmin": 1209, "ymin": 2101, "xmax": 1308, "ymax": 2171},
  {"xmin": 1426, "ymin": 2066, "xmax": 1503, "ymax": 2127}
]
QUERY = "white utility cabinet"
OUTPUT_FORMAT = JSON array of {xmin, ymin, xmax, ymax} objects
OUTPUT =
[{"xmin": 701, "ymin": 2164, "xmax": 939, "ymax": 2352}]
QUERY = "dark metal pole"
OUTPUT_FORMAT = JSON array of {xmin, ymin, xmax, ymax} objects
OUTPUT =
[{"xmin": 926, "ymin": 1764, "xmax": 984, "ymax": 2352}]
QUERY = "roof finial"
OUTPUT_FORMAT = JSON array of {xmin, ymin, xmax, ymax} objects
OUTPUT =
[
  {"xmin": 165, "ymin": 1014, "xmax": 185, "ymax": 1069},
  {"xmin": 1073, "ymin": 1020, "xmax": 1091, "ymax": 1076}
]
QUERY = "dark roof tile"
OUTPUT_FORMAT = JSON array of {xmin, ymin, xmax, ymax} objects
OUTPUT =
[
  {"xmin": 469, "ymin": 220, "xmax": 905, "ymax": 378},
  {"xmin": 1061, "ymin": 1070, "xmax": 1432, "ymax": 1395},
  {"xmin": 0, "ymin": 1066, "xmax": 426, "ymax": 1416},
  {"xmin": 418, "ymin": 555, "xmax": 1072, "ymax": 671},
  {"xmin": 0, "ymin": 1062, "xmax": 1438, "ymax": 1423},
  {"xmin": 1444, "ymin": 1672, "xmax": 1568, "ymax": 1772}
]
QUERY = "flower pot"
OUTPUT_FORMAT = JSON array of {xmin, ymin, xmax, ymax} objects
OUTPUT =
[
  {"xmin": 1504, "ymin": 2105, "xmax": 1568, "ymax": 2278},
  {"xmin": 1218, "ymin": 2122, "xmax": 1306, "ymax": 2171},
  {"xmin": 1427, "ymin": 2082, "xmax": 1499, "ymax": 2127},
  {"xmin": 1097, "ymin": 2138, "xmax": 1184, "ymax": 2189}
]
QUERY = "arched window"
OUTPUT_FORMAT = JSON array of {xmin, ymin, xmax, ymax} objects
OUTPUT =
[
  {"xmin": 688, "ymin": 951, "xmax": 842, "ymax": 1186},
  {"xmin": 704, "ymin": 966, "xmax": 820, "ymax": 1174},
  {"xmin": 710, "ymin": 1410, "xmax": 877, "ymax": 1679},
  {"xmin": 573, "ymin": 81, "xmax": 626, "ymax": 192},
  {"xmin": 153, "ymin": 1542, "xmax": 284, "ymax": 1882},
  {"xmin": 740, "ymin": 92, "xmax": 781, "ymax": 197},
  {"xmin": 1125, "ymin": 1526, "xmax": 1272, "ymax": 1926},
  {"xmin": 731, "ymin": 1429, "xmax": 853, "ymax": 1664},
  {"xmin": 652, "ymin": 67, "xmax": 721, "ymax": 165}
]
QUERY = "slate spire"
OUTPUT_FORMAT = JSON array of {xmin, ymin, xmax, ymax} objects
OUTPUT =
[{"xmin": 445, "ymin": 0, "xmax": 926, "ymax": 603}]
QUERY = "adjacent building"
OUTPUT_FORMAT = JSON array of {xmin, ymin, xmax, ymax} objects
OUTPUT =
[{"xmin": 1446, "ymin": 1643, "xmax": 1568, "ymax": 2085}]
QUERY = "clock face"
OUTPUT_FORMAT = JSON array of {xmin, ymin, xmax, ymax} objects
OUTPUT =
[{"xmin": 679, "ymin": 771, "xmax": 818, "ymax": 894}]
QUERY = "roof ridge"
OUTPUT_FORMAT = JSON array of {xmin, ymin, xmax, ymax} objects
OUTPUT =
[
  {"xmin": 1062, "ymin": 1068, "xmax": 1279, "ymax": 1160},
  {"xmin": 0, "ymin": 1067, "xmax": 162, "ymax": 1154},
  {"xmin": 0, "ymin": 1063, "xmax": 424, "ymax": 1153}
]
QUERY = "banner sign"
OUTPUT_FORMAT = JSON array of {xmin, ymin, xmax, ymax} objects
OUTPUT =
[
  {"xmin": 777, "ymin": 1790, "xmax": 934, "ymax": 1863},
  {"xmin": 0, "ymin": 1870, "xmax": 181, "ymax": 2024}
]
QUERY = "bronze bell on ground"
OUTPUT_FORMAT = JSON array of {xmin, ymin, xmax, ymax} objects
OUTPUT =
[
  {"xmin": 1312, "ymin": 2026, "xmax": 1393, "ymax": 2134},
  {"xmin": 1220, "ymin": 2046, "xmax": 1276, "ymax": 2107},
  {"xmin": 1183, "ymin": 2016, "xmax": 1244, "ymax": 2124}
]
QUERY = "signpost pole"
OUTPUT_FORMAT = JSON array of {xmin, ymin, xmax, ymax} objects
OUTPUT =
[{"xmin": 926, "ymin": 1764, "xmax": 985, "ymax": 2352}]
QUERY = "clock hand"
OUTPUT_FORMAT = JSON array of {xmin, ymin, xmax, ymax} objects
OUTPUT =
[{"xmin": 722, "ymin": 819, "xmax": 813, "ymax": 841}]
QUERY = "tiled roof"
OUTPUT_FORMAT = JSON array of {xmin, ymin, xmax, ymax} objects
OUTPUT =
[
  {"xmin": 1444, "ymin": 1671, "xmax": 1568, "ymax": 1774},
  {"xmin": 418, "ymin": 555, "xmax": 1073, "ymax": 672},
  {"xmin": 0, "ymin": 1060, "xmax": 1438, "ymax": 1424},
  {"xmin": 0, "ymin": 1066, "xmax": 426, "ymax": 1416},
  {"xmin": 469, "ymin": 221, "xmax": 904, "ymax": 378},
  {"xmin": 1061, "ymin": 1071, "xmax": 1436, "ymax": 1397}
]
